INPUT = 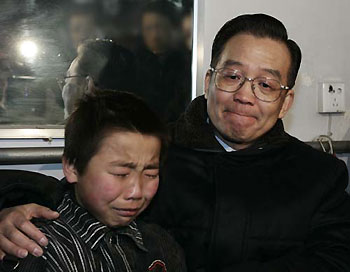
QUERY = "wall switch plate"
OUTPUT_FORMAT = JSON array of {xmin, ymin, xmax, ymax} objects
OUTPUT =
[{"xmin": 318, "ymin": 82, "xmax": 345, "ymax": 113}]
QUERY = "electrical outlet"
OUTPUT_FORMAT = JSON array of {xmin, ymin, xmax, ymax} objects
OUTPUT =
[{"xmin": 318, "ymin": 82, "xmax": 345, "ymax": 113}]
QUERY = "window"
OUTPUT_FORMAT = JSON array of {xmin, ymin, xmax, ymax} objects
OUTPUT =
[{"xmin": 0, "ymin": 0, "xmax": 194, "ymax": 138}]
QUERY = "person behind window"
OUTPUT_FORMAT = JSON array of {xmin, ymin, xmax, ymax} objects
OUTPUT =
[
  {"xmin": 61, "ymin": 39, "xmax": 138, "ymax": 119},
  {"xmin": 135, "ymin": 0, "xmax": 191, "ymax": 123},
  {"xmin": 181, "ymin": 7, "xmax": 193, "ymax": 52},
  {"xmin": 68, "ymin": 5, "xmax": 103, "ymax": 51}
]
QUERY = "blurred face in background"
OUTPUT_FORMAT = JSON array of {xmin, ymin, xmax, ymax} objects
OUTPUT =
[
  {"xmin": 69, "ymin": 12, "xmax": 98, "ymax": 49},
  {"xmin": 182, "ymin": 12, "xmax": 193, "ymax": 51},
  {"xmin": 142, "ymin": 12, "xmax": 173, "ymax": 55}
]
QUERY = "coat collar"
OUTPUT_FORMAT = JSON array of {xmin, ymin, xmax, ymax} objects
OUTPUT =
[{"xmin": 170, "ymin": 95, "xmax": 289, "ymax": 152}]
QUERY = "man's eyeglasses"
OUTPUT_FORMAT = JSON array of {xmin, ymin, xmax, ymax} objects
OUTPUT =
[
  {"xmin": 209, "ymin": 67, "xmax": 290, "ymax": 102},
  {"xmin": 56, "ymin": 75, "xmax": 88, "ymax": 91}
]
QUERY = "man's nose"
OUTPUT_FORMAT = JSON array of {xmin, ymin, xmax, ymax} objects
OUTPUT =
[
  {"xmin": 233, "ymin": 79, "xmax": 255, "ymax": 105},
  {"xmin": 125, "ymin": 176, "xmax": 143, "ymax": 200}
]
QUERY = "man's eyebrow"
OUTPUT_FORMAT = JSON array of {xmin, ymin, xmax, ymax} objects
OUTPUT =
[
  {"xmin": 222, "ymin": 60, "xmax": 243, "ymax": 67},
  {"xmin": 222, "ymin": 60, "xmax": 283, "ymax": 81},
  {"xmin": 263, "ymin": 68, "xmax": 282, "ymax": 81}
]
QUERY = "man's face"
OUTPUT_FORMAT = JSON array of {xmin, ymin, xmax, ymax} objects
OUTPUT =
[
  {"xmin": 142, "ymin": 12, "xmax": 173, "ymax": 55},
  {"xmin": 61, "ymin": 57, "xmax": 91, "ymax": 118},
  {"xmin": 205, "ymin": 34, "xmax": 294, "ymax": 150},
  {"xmin": 64, "ymin": 131, "xmax": 161, "ymax": 227}
]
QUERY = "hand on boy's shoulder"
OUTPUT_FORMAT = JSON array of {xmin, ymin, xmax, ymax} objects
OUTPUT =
[{"xmin": 137, "ymin": 220, "xmax": 187, "ymax": 272}]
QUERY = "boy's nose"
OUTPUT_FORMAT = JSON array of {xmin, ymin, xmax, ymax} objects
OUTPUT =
[{"xmin": 125, "ymin": 178, "xmax": 143, "ymax": 200}]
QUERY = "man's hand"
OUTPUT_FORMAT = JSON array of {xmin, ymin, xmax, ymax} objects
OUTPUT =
[{"xmin": 0, "ymin": 204, "xmax": 59, "ymax": 260}]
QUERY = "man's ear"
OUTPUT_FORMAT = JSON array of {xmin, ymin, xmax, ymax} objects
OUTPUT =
[
  {"xmin": 279, "ymin": 89, "xmax": 294, "ymax": 119},
  {"xmin": 204, "ymin": 71, "xmax": 212, "ymax": 99},
  {"xmin": 62, "ymin": 157, "xmax": 78, "ymax": 184},
  {"xmin": 87, "ymin": 76, "xmax": 97, "ymax": 94}
]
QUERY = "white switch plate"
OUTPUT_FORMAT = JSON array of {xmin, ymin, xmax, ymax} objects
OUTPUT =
[{"xmin": 318, "ymin": 82, "xmax": 345, "ymax": 113}]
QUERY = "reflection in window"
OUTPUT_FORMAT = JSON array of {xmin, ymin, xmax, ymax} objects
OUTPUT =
[{"xmin": 0, "ymin": 0, "xmax": 193, "ymax": 125}]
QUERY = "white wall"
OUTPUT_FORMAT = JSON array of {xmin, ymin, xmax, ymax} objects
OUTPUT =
[{"xmin": 200, "ymin": 0, "xmax": 350, "ymax": 141}]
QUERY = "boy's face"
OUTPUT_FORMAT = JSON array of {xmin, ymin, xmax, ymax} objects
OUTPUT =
[{"xmin": 63, "ymin": 131, "xmax": 161, "ymax": 227}]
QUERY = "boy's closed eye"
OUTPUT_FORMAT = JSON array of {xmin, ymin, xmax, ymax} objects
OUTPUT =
[
  {"xmin": 144, "ymin": 171, "xmax": 159, "ymax": 179},
  {"xmin": 108, "ymin": 168, "xmax": 130, "ymax": 177}
]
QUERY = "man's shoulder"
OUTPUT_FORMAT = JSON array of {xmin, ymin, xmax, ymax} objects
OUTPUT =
[
  {"xmin": 0, "ymin": 170, "xmax": 63, "ymax": 210},
  {"xmin": 136, "ymin": 220, "xmax": 186, "ymax": 270},
  {"xmin": 284, "ymin": 135, "xmax": 348, "ymax": 183},
  {"xmin": 137, "ymin": 220, "xmax": 183, "ymax": 252},
  {"xmin": 137, "ymin": 220, "xmax": 175, "ymax": 241},
  {"xmin": 286, "ymin": 134, "xmax": 343, "ymax": 163}
]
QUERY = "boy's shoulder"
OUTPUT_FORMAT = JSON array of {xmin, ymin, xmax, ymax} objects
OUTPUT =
[
  {"xmin": 0, "ymin": 253, "xmax": 46, "ymax": 272},
  {"xmin": 0, "ymin": 217, "xmax": 73, "ymax": 272}
]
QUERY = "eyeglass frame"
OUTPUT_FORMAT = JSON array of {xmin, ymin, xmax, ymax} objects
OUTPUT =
[
  {"xmin": 209, "ymin": 67, "xmax": 290, "ymax": 103},
  {"xmin": 56, "ymin": 74, "xmax": 89, "ymax": 91}
]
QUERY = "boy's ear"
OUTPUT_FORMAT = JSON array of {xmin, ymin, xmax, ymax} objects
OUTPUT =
[{"xmin": 62, "ymin": 157, "xmax": 78, "ymax": 184}]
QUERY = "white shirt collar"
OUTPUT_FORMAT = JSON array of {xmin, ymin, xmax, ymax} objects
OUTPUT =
[
  {"xmin": 207, "ymin": 117, "xmax": 236, "ymax": 152},
  {"xmin": 215, "ymin": 135, "xmax": 236, "ymax": 152}
]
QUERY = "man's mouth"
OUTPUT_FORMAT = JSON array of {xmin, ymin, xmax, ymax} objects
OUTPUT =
[{"xmin": 224, "ymin": 110, "xmax": 257, "ymax": 119}]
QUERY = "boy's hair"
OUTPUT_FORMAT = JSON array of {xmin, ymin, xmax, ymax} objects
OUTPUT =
[
  {"xmin": 63, "ymin": 90, "xmax": 168, "ymax": 175},
  {"xmin": 211, "ymin": 13, "xmax": 302, "ymax": 89}
]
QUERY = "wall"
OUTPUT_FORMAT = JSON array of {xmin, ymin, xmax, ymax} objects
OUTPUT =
[{"xmin": 201, "ymin": 0, "xmax": 350, "ymax": 142}]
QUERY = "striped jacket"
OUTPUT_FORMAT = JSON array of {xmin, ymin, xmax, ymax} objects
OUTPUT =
[{"xmin": 7, "ymin": 192, "xmax": 186, "ymax": 272}]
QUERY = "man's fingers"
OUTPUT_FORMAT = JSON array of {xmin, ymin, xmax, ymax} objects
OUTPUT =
[
  {"xmin": 0, "ymin": 248, "xmax": 6, "ymax": 260},
  {"xmin": 15, "ymin": 219, "xmax": 48, "ymax": 247},
  {"xmin": 0, "ymin": 204, "xmax": 57, "ymax": 257},
  {"xmin": 25, "ymin": 204, "xmax": 59, "ymax": 220},
  {"xmin": 2, "ymin": 225, "xmax": 43, "ymax": 257},
  {"xmin": 0, "ymin": 234, "xmax": 28, "ymax": 259}
]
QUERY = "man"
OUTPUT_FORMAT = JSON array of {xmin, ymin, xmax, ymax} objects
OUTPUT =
[
  {"xmin": 60, "ymin": 39, "xmax": 137, "ymax": 118},
  {"xmin": 1, "ymin": 14, "xmax": 350, "ymax": 272},
  {"xmin": 135, "ymin": 0, "xmax": 191, "ymax": 122}
]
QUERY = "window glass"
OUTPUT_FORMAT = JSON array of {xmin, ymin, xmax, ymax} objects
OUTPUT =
[{"xmin": 0, "ymin": 0, "xmax": 193, "ymax": 125}]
